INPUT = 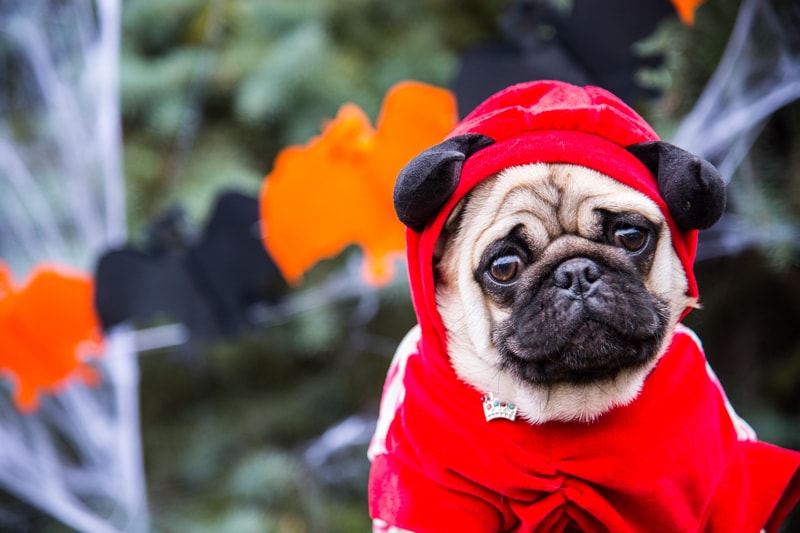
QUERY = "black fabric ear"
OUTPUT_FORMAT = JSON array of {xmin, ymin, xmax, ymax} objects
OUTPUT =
[
  {"xmin": 394, "ymin": 133, "xmax": 494, "ymax": 231},
  {"xmin": 626, "ymin": 141, "xmax": 726, "ymax": 231}
]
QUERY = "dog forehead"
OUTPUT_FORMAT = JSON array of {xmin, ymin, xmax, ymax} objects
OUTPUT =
[
  {"xmin": 465, "ymin": 163, "xmax": 664, "ymax": 236},
  {"xmin": 453, "ymin": 163, "xmax": 667, "ymax": 271}
]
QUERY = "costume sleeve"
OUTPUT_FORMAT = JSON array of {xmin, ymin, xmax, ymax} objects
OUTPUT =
[
  {"xmin": 369, "ymin": 452, "xmax": 506, "ymax": 533},
  {"xmin": 700, "ymin": 440, "xmax": 800, "ymax": 532}
]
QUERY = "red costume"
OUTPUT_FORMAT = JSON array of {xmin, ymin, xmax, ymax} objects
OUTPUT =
[{"xmin": 368, "ymin": 81, "xmax": 800, "ymax": 532}]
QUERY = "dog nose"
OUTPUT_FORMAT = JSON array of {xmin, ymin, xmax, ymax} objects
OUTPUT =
[{"xmin": 553, "ymin": 258, "xmax": 601, "ymax": 296}]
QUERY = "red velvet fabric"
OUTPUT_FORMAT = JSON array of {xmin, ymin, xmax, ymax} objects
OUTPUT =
[
  {"xmin": 369, "ymin": 327, "xmax": 800, "ymax": 532},
  {"xmin": 368, "ymin": 81, "xmax": 800, "ymax": 531}
]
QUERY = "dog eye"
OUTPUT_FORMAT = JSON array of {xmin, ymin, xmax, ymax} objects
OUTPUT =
[
  {"xmin": 487, "ymin": 254, "xmax": 523, "ymax": 283},
  {"xmin": 612, "ymin": 225, "xmax": 649, "ymax": 252}
]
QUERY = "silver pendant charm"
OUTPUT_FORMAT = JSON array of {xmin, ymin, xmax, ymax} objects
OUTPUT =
[{"xmin": 481, "ymin": 393, "xmax": 517, "ymax": 422}]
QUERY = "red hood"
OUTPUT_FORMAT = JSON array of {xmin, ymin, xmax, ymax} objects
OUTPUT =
[{"xmin": 405, "ymin": 80, "xmax": 699, "ymax": 377}]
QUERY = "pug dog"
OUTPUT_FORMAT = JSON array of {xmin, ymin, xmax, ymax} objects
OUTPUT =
[
  {"xmin": 436, "ymin": 161, "xmax": 693, "ymax": 424},
  {"xmin": 368, "ymin": 81, "xmax": 800, "ymax": 533}
]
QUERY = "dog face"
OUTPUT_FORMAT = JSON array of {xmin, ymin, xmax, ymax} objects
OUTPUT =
[{"xmin": 434, "ymin": 163, "xmax": 695, "ymax": 423}]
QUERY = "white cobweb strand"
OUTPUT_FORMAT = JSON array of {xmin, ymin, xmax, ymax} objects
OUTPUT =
[
  {"xmin": 0, "ymin": 330, "xmax": 147, "ymax": 533},
  {"xmin": 0, "ymin": 0, "xmax": 148, "ymax": 531},
  {"xmin": 672, "ymin": 0, "xmax": 800, "ymax": 178},
  {"xmin": 0, "ymin": 0, "xmax": 127, "ymax": 273},
  {"xmin": 671, "ymin": 0, "xmax": 800, "ymax": 260}
]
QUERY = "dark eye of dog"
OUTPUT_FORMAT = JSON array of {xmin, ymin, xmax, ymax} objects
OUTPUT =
[
  {"xmin": 488, "ymin": 254, "xmax": 523, "ymax": 283},
  {"xmin": 475, "ymin": 227, "xmax": 533, "ymax": 304},
  {"xmin": 612, "ymin": 225, "xmax": 648, "ymax": 252},
  {"xmin": 600, "ymin": 211, "xmax": 657, "ymax": 257}
]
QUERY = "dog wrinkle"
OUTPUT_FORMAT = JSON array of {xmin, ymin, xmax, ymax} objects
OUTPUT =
[
  {"xmin": 436, "ymin": 162, "xmax": 691, "ymax": 423},
  {"xmin": 477, "ymin": 165, "xmax": 562, "ymax": 238}
]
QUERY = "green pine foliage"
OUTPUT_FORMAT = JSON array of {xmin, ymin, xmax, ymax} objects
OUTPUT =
[
  {"xmin": 120, "ymin": 0, "xmax": 502, "ymax": 230},
  {"xmin": 135, "ymin": 279, "xmax": 416, "ymax": 532}
]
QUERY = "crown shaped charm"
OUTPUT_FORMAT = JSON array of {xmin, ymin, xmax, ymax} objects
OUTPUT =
[{"xmin": 481, "ymin": 393, "xmax": 517, "ymax": 422}]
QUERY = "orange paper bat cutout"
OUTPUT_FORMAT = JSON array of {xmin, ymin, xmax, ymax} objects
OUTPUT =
[
  {"xmin": 671, "ymin": 0, "xmax": 708, "ymax": 25},
  {"xmin": 260, "ymin": 81, "xmax": 458, "ymax": 286},
  {"xmin": 0, "ymin": 261, "xmax": 104, "ymax": 412}
]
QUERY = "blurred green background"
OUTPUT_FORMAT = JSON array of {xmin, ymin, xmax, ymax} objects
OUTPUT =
[{"xmin": 4, "ymin": 0, "xmax": 800, "ymax": 531}]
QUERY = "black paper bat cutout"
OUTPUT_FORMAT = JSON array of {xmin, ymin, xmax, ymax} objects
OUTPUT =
[
  {"xmin": 454, "ymin": 0, "xmax": 674, "ymax": 115},
  {"xmin": 94, "ymin": 191, "xmax": 287, "ymax": 344}
]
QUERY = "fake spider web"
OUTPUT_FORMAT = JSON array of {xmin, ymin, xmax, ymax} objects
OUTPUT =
[
  {"xmin": 0, "ymin": 0, "xmax": 148, "ymax": 531},
  {"xmin": 672, "ymin": 0, "xmax": 800, "ymax": 260}
]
